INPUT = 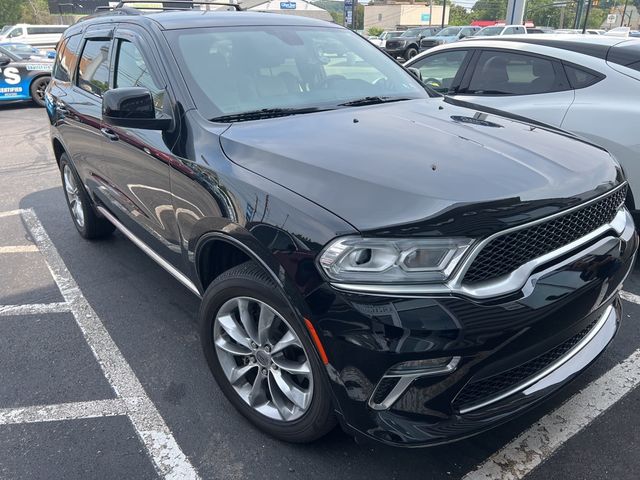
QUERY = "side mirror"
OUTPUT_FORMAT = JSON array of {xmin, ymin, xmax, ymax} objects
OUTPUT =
[
  {"xmin": 102, "ymin": 87, "xmax": 170, "ymax": 130},
  {"xmin": 407, "ymin": 67, "xmax": 423, "ymax": 81},
  {"xmin": 0, "ymin": 54, "xmax": 11, "ymax": 67}
]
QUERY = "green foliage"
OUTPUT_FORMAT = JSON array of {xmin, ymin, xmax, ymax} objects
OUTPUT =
[
  {"xmin": 449, "ymin": 4, "xmax": 473, "ymax": 26},
  {"xmin": 0, "ymin": 0, "xmax": 23, "ymax": 26},
  {"xmin": 585, "ymin": 8, "xmax": 607, "ymax": 28},
  {"xmin": 367, "ymin": 26, "xmax": 384, "ymax": 37},
  {"xmin": 471, "ymin": 0, "xmax": 507, "ymax": 21}
]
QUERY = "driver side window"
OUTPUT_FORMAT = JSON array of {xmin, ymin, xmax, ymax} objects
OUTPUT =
[{"xmin": 410, "ymin": 50, "xmax": 468, "ymax": 93}]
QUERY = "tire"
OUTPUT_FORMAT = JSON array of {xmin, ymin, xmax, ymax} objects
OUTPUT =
[
  {"xmin": 59, "ymin": 153, "xmax": 115, "ymax": 239},
  {"xmin": 199, "ymin": 261, "xmax": 336, "ymax": 443},
  {"xmin": 30, "ymin": 76, "xmax": 50, "ymax": 107},
  {"xmin": 404, "ymin": 47, "xmax": 418, "ymax": 61}
]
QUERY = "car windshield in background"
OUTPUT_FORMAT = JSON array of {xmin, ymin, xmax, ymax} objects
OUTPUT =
[
  {"xmin": 166, "ymin": 26, "xmax": 429, "ymax": 121},
  {"xmin": 437, "ymin": 27, "xmax": 462, "ymax": 37},
  {"xmin": 475, "ymin": 26, "xmax": 503, "ymax": 36},
  {"xmin": 401, "ymin": 28, "xmax": 422, "ymax": 37},
  {"xmin": 0, "ymin": 26, "xmax": 10, "ymax": 35}
]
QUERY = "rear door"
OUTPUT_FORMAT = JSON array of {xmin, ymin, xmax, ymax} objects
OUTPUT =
[{"xmin": 452, "ymin": 48, "xmax": 575, "ymax": 126}]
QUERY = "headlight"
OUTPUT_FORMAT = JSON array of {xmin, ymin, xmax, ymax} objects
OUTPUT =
[{"xmin": 318, "ymin": 237, "xmax": 473, "ymax": 284}]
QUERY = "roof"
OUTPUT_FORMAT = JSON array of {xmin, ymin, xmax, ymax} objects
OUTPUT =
[
  {"xmin": 77, "ymin": 9, "xmax": 336, "ymax": 30},
  {"xmin": 459, "ymin": 34, "xmax": 638, "ymax": 61}
]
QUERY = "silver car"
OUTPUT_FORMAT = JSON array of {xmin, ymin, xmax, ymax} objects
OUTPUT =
[{"xmin": 405, "ymin": 34, "xmax": 640, "ymax": 217}]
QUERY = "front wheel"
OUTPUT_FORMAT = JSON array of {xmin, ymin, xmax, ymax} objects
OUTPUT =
[
  {"xmin": 404, "ymin": 47, "xmax": 418, "ymax": 61},
  {"xmin": 199, "ymin": 261, "xmax": 336, "ymax": 443},
  {"xmin": 30, "ymin": 76, "xmax": 50, "ymax": 107}
]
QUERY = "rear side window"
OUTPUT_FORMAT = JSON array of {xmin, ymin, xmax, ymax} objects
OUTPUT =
[
  {"xmin": 563, "ymin": 64, "xmax": 603, "ymax": 89},
  {"xmin": 77, "ymin": 39, "xmax": 111, "ymax": 96},
  {"xmin": 53, "ymin": 34, "xmax": 82, "ymax": 82},
  {"xmin": 466, "ymin": 51, "xmax": 566, "ymax": 95}
]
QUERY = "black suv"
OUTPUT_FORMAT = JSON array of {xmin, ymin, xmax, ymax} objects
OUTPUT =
[
  {"xmin": 46, "ymin": 3, "xmax": 637, "ymax": 447},
  {"xmin": 384, "ymin": 26, "xmax": 441, "ymax": 60}
]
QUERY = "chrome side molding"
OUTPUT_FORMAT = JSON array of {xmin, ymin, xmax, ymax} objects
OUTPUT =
[{"xmin": 97, "ymin": 205, "xmax": 201, "ymax": 297}]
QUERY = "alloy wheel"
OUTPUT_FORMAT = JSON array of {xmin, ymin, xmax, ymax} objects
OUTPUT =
[
  {"xmin": 213, "ymin": 296, "xmax": 313, "ymax": 421},
  {"xmin": 63, "ymin": 165, "xmax": 85, "ymax": 228}
]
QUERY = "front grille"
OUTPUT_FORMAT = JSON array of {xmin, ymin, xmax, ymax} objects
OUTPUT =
[
  {"xmin": 463, "ymin": 186, "xmax": 627, "ymax": 284},
  {"xmin": 385, "ymin": 41, "xmax": 402, "ymax": 49},
  {"xmin": 453, "ymin": 318, "xmax": 599, "ymax": 410},
  {"xmin": 370, "ymin": 377, "xmax": 400, "ymax": 405}
]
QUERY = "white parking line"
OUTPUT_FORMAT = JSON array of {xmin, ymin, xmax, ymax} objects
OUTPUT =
[
  {"xmin": 0, "ymin": 245, "xmax": 38, "ymax": 253},
  {"xmin": 0, "ymin": 302, "xmax": 71, "ymax": 316},
  {"xmin": 463, "ymin": 347, "xmax": 640, "ymax": 480},
  {"xmin": 620, "ymin": 290, "xmax": 640, "ymax": 305},
  {"xmin": 20, "ymin": 209, "xmax": 200, "ymax": 480},
  {"xmin": 0, "ymin": 209, "xmax": 26, "ymax": 219},
  {"xmin": 0, "ymin": 399, "xmax": 127, "ymax": 425}
]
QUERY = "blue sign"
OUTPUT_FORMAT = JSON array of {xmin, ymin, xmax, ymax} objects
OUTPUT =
[
  {"xmin": 421, "ymin": 13, "xmax": 431, "ymax": 22},
  {"xmin": 280, "ymin": 1, "xmax": 296, "ymax": 9}
]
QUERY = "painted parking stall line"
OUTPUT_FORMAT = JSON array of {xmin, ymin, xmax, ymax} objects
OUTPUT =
[
  {"xmin": 0, "ymin": 399, "xmax": 127, "ymax": 425},
  {"xmin": 463, "ymin": 347, "xmax": 640, "ymax": 480},
  {"xmin": 0, "ymin": 208, "xmax": 200, "ymax": 480},
  {"xmin": 0, "ymin": 245, "xmax": 38, "ymax": 253},
  {"xmin": 0, "ymin": 302, "xmax": 71, "ymax": 316}
]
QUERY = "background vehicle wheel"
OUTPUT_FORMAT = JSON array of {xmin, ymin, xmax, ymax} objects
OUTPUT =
[
  {"xmin": 30, "ymin": 76, "xmax": 50, "ymax": 107},
  {"xmin": 404, "ymin": 47, "xmax": 418, "ymax": 61},
  {"xmin": 199, "ymin": 261, "xmax": 336, "ymax": 443},
  {"xmin": 59, "ymin": 153, "xmax": 115, "ymax": 239}
]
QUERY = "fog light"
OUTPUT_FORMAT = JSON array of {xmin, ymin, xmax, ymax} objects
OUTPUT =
[{"xmin": 388, "ymin": 356, "xmax": 460, "ymax": 375}]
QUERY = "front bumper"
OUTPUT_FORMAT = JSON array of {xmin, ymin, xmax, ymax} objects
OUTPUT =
[{"xmin": 306, "ymin": 212, "xmax": 637, "ymax": 446}]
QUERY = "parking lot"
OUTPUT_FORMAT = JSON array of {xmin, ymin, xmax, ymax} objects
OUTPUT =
[{"xmin": 1, "ymin": 105, "xmax": 639, "ymax": 480}]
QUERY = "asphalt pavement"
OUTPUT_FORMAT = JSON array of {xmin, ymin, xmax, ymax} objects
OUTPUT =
[{"xmin": 0, "ymin": 104, "xmax": 638, "ymax": 480}]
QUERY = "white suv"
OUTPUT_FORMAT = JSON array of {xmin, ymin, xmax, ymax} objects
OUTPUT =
[{"xmin": 0, "ymin": 24, "xmax": 68, "ymax": 49}]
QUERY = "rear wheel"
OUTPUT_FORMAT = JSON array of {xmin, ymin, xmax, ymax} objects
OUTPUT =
[
  {"xmin": 30, "ymin": 76, "xmax": 50, "ymax": 107},
  {"xmin": 199, "ymin": 261, "xmax": 336, "ymax": 442},
  {"xmin": 59, "ymin": 154, "xmax": 114, "ymax": 239}
]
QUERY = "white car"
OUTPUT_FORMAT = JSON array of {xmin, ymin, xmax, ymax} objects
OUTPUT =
[
  {"xmin": 0, "ymin": 24, "xmax": 68, "ymax": 49},
  {"xmin": 369, "ymin": 31, "xmax": 403, "ymax": 48},
  {"xmin": 474, "ymin": 25, "xmax": 527, "ymax": 37},
  {"xmin": 405, "ymin": 35, "xmax": 640, "ymax": 216}
]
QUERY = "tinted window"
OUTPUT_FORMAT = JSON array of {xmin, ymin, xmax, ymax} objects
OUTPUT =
[
  {"xmin": 466, "ymin": 51, "xmax": 563, "ymax": 95},
  {"xmin": 608, "ymin": 42, "xmax": 640, "ymax": 73},
  {"xmin": 114, "ymin": 40, "xmax": 164, "ymax": 111},
  {"xmin": 167, "ymin": 26, "xmax": 428, "ymax": 120},
  {"xmin": 563, "ymin": 64, "xmax": 603, "ymax": 89},
  {"xmin": 77, "ymin": 39, "xmax": 111, "ymax": 96},
  {"xmin": 53, "ymin": 34, "xmax": 81, "ymax": 82},
  {"xmin": 411, "ymin": 50, "xmax": 468, "ymax": 93}
]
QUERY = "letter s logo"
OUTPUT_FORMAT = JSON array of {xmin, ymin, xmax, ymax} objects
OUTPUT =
[{"xmin": 4, "ymin": 67, "xmax": 21, "ymax": 85}]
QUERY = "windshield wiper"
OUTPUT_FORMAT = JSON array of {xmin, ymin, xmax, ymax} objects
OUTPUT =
[
  {"xmin": 210, "ymin": 106, "xmax": 330, "ymax": 123},
  {"xmin": 337, "ymin": 96, "xmax": 412, "ymax": 107}
]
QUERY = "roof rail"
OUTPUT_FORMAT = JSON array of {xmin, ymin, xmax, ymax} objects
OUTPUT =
[{"xmin": 97, "ymin": 1, "xmax": 242, "ymax": 13}]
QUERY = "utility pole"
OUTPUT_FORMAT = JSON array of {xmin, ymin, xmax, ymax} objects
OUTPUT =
[
  {"xmin": 441, "ymin": 0, "xmax": 447, "ymax": 28},
  {"xmin": 621, "ymin": 0, "xmax": 629, "ymax": 26},
  {"xmin": 582, "ymin": 0, "xmax": 593, "ymax": 32},
  {"xmin": 559, "ymin": 6, "xmax": 565, "ymax": 28},
  {"xmin": 574, "ymin": 0, "xmax": 584, "ymax": 28}
]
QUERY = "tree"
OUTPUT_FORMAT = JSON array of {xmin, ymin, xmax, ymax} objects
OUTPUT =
[
  {"xmin": 367, "ymin": 26, "xmax": 384, "ymax": 36},
  {"xmin": 21, "ymin": 0, "xmax": 51, "ymax": 24},
  {"xmin": 0, "ymin": 0, "xmax": 23, "ymax": 26},
  {"xmin": 471, "ymin": 0, "xmax": 507, "ymax": 21},
  {"xmin": 449, "ymin": 4, "xmax": 473, "ymax": 25}
]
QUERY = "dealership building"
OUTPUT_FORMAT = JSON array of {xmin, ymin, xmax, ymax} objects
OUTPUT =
[{"xmin": 364, "ymin": 1, "xmax": 450, "ymax": 30}]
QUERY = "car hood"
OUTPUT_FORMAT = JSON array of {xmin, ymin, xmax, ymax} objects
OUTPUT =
[{"xmin": 219, "ymin": 99, "xmax": 622, "ymax": 235}]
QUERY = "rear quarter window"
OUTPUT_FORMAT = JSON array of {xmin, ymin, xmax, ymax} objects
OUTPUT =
[
  {"xmin": 562, "ymin": 63, "xmax": 604, "ymax": 89},
  {"xmin": 53, "ymin": 34, "xmax": 82, "ymax": 82}
]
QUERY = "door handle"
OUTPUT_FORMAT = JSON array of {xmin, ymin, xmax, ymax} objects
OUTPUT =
[{"xmin": 100, "ymin": 127, "xmax": 119, "ymax": 141}]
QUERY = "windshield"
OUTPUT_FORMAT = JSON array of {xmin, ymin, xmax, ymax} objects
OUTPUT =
[
  {"xmin": 3, "ymin": 43, "xmax": 33, "ymax": 54},
  {"xmin": 401, "ymin": 28, "xmax": 423, "ymax": 37},
  {"xmin": 437, "ymin": 27, "xmax": 461, "ymax": 37},
  {"xmin": 166, "ymin": 26, "xmax": 429, "ymax": 120},
  {"xmin": 476, "ymin": 26, "xmax": 503, "ymax": 36},
  {"xmin": 0, "ymin": 26, "xmax": 10, "ymax": 36}
]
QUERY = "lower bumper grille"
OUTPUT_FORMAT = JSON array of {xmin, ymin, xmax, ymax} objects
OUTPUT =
[{"xmin": 453, "ymin": 317, "xmax": 599, "ymax": 411}]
